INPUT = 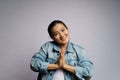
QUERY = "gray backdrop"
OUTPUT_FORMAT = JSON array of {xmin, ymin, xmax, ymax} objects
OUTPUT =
[{"xmin": 0, "ymin": 0, "xmax": 120, "ymax": 80}]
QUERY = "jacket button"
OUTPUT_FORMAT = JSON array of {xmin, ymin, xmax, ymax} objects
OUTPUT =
[
  {"xmin": 57, "ymin": 53, "xmax": 59, "ymax": 56},
  {"xmin": 50, "ymin": 73, "xmax": 52, "ymax": 76},
  {"xmin": 74, "ymin": 63, "xmax": 76, "ymax": 66}
]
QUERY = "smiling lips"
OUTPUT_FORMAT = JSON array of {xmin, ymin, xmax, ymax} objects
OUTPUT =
[
  {"xmin": 60, "ymin": 37, "xmax": 65, "ymax": 41},
  {"xmin": 60, "ymin": 36, "xmax": 68, "ymax": 41}
]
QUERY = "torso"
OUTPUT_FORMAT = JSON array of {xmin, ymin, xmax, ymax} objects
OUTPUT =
[{"xmin": 52, "ymin": 69, "xmax": 65, "ymax": 80}]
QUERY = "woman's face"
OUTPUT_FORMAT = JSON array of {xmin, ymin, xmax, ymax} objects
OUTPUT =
[{"xmin": 51, "ymin": 23, "xmax": 70, "ymax": 46}]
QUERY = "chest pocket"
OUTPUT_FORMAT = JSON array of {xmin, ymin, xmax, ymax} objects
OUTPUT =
[{"xmin": 67, "ymin": 52, "xmax": 79, "ymax": 66}]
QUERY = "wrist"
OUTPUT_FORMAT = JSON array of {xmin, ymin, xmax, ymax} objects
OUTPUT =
[
  {"xmin": 63, "ymin": 64, "xmax": 68, "ymax": 69},
  {"xmin": 47, "ymin": 64, "xmax": 59, "ymax": 70},
  {"xmin": 55, "ymin": 64, "xmax": 59, "ymax": 69},
  {"xmin": 63, "ymin": 64, "xmax": 75, "ymax": 73}
]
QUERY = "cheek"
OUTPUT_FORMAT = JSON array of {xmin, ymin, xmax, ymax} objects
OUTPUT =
[
  {"xmin": 65, "ymin": 31, "xmax": 69, "ymax": 36},
  {"xmin": 65, "ymin": 30, "xmax": 69, "ymax": 33},
  {"xmin": 52, "ymin": 36, "xmax": 60, "ymax": 40}
]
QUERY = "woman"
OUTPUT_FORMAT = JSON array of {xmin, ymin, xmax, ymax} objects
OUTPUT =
[{"xmin": 30, "ymin": 20, "xmax": 94, "ymax": 80}]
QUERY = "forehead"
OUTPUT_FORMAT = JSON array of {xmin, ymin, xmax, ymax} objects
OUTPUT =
[{"xmin": 51, "ymin": 23, "xmax": 66, "ymax": 32}]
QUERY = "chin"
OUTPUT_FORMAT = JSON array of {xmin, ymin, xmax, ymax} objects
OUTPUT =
[{"xmin": 60, "ymin": 41, "xmax": 69, "ymax": 45}]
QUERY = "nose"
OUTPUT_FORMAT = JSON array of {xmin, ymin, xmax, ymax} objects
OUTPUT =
[{"xmin": 60, "ymin": 32, "xmax": 64, "ymax": 37}]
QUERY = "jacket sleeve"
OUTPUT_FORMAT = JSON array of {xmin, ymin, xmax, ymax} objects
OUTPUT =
[
  {"xmin": 30, "ymin": 46, "xmax": 50, "ymax": 73},
  {"xmin": 74, "ymin": 46, "xmax": 94, "ymax": 80}
]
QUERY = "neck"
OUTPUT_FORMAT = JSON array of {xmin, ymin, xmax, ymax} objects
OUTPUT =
[
  {"xmin": 60, "ymin": 41, "xmax": 68, "ymax": 48},
  {"xmin": 60, "ymin": 42, "xmax": 68, "ymax": 54},
  {"xmin": 60, "ymin": 44, "xmax": 67, "ymax": 49}
]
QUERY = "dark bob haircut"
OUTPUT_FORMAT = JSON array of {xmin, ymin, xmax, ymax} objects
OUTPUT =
[{"xmin": 48, "ymin": 20, "xmax": 68, "ymax": 38}]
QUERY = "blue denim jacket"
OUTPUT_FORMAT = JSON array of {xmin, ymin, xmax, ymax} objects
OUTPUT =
[{"xmin": 31, "ymin": 41, "xmax": 93, "ymax": 80}]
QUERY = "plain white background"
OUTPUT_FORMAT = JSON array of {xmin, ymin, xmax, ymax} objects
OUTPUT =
[{"xmin": 0, "ymin": 0, "xmax": 120, "ymax": 80}]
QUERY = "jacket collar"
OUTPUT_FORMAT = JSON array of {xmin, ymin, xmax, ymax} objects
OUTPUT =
[{"xmin": 53, "ymin": 41, "xmax": 74, "ymax": 53}]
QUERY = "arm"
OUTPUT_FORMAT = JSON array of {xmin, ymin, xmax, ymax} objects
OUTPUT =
[
  {"xmin": 47, "ymin": 64, "xmax": 59, "ymax": 70},
  {"xmin": 30, "ymin": 46, "xmax": 60, "ymax": 73},
  {"xmin": 63, "ymin": 64, "xmax": 75, "ymax": 73},
  {"xmin": 74, "ymin": 48, "xmax": 94, "ymax": 79},
  {"xmin": 30, "ymin": 51, "xmax": 50, "ymax": 73}
]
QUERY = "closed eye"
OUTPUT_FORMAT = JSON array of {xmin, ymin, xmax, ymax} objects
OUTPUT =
[
  {"xmin": 61, "ymin": 28, "xmax": 65, "ymax": 32},
  {"xmin": 53, "ymin": 32, "xmax": 58, "ymax": 36}
]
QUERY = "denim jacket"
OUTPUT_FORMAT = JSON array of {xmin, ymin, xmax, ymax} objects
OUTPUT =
[{"xmin": 30, "ymin": 41, "xmax": 94, "ymax": 80}]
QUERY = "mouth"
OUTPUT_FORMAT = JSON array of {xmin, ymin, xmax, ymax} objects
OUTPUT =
[{"xmin": 60, "ymin": 36, "xmax": 67, "ymax": 41}]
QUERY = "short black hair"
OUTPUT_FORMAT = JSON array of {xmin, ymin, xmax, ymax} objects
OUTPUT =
[{"xmin": 48, "ymin": 20, "xmax": 68, "ymax": 38}]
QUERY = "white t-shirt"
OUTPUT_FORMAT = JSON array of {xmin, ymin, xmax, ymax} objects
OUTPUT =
[{"xmin": 53, "ymin": 69, "xmax": 65, "ymax": 80}]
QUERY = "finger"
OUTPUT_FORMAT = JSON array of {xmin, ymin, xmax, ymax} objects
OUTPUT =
[{"xmin": 60, "ymin": 52, "xmax": 64, "ymax": 57}]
